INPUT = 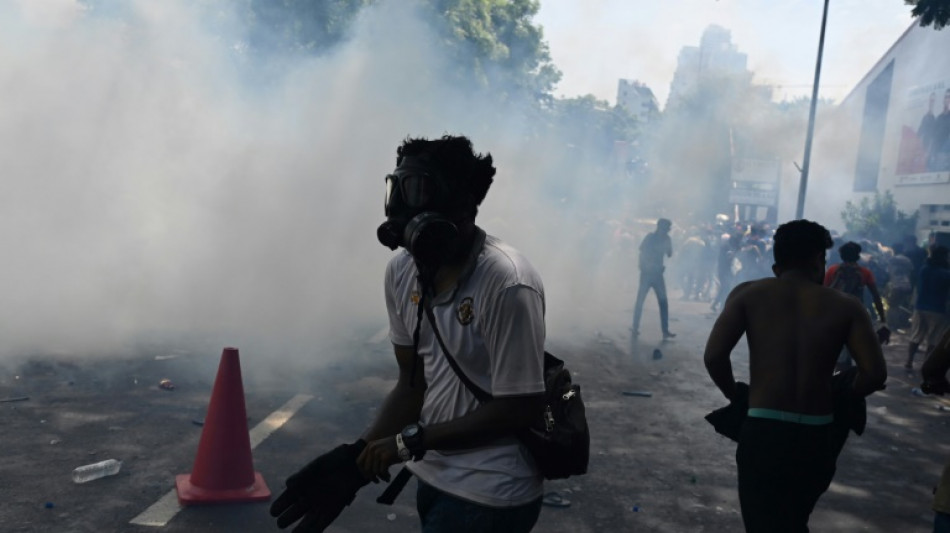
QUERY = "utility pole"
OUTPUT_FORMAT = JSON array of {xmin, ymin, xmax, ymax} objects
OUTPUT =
[{"xmin": 796, "ymin": 0, "xmax": 830, "ymax": 219}]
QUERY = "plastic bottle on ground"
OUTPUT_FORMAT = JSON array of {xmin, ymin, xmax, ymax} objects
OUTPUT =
[{"xmin": 72, "ymin": 459, "xmax": 122, "ymax": 483}]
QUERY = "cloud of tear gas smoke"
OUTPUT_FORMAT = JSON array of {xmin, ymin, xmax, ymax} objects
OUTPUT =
[{"xmin": 0, "ymin": 0, "xmax": 645, "ymax": 366}]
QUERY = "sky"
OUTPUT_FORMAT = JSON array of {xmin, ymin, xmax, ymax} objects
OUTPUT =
[{"xmin": 535, "ymin": 0, "xmax": 917, "ymax": 107}]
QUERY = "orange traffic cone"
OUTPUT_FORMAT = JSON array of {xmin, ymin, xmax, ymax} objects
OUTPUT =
[{"xmin": 175, "ymin": 347, "xmax": 271, "ymax": 505}]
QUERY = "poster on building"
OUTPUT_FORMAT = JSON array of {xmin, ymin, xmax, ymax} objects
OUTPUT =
[{"xmin": 894, "ymin": 81, "xmax": 950, "ymax": 186}]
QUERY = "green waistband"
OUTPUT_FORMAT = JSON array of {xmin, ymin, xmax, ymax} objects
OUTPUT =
[{"xmin": 747, "ymin": 408, "xmax": 834, "ymax": 425}]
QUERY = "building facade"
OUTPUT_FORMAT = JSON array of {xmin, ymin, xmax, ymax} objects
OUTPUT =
[
  {"xmin": 616, "ymin": 79, "xmax": 658, "ymax": 123},
  {"xmin": 819, "ymin": 22, "xmax": 950, "ymax": 243},
  {"xmin": 668, "ymin": 25, "xmax": 749, "ymax": 104}
]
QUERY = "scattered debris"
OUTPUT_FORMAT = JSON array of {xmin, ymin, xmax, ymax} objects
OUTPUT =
[
  {"xmin": 542, "ymin": 491, "xmax": 571, "ymax": 508},
  {"xmin": 386, "ymin": 513, "xmax": 396, "ymax": 521},
  {"xmin": 911, "ymin": 387, "xmax": 926, "ymax": 397},
  {"xmin": 72, "ymin": 458, "xmax": 122, "ymax": 483},
  {"xmin": 154, "ymin": 354, "xmax": 179, "ymax": 361},
  {"xmin": 652, "ymin": 349, "xmax": 663, "ymax": 360},
  {"xmin": 632, "ymin": 505, "xmax": 640, "ymax": 512},
  {"xmin": 0, "ymin": 396, "xmax": 29, "ymax": 403},
  {"xmin": 192, "ymin": 419, "xmax": 205, "ymax": 427},
  {"xmin": 50, "ymin": 439, "xmax": 60, "ymax": 445},
  {"xmin": 622, "ymin": 391, "xmax": 653, "ymax": 398},
  {"xmin": 44, "ymin": 502, "xmax": 54, "ymax": 509},
  {"xmin": 158, "ymin": 379, "xmax": 175, "ymax": 391}
]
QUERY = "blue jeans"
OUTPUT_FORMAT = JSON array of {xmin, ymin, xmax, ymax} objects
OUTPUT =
[
  {"xmin": 416, "ymin": 480, "xmax": 542, "ymax": 533},
  {"xmin": 632, "ymin": 271, "xmax": 669, "ymax": 334}
]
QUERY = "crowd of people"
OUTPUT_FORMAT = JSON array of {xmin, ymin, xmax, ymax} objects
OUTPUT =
[{"xmin": 651, "ymin": 219, "xmax": 940, "ymax": 338}]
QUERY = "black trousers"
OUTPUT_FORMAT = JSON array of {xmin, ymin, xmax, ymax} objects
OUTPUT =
[{"xmin": 736, "ymin": 417, "xmax": 837, "ymax": 533}]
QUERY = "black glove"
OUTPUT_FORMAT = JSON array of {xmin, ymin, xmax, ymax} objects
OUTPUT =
[
  {"xmin": 269, "ymin": 440, "xmax": 370, "ymax": 532},
  {"xmin": 876, "ymin": 325, "xmax": 891, "ymax": 345},
  {"xmin": 922, "ymin": 378, "xmax": 950, "ymax": 396}
]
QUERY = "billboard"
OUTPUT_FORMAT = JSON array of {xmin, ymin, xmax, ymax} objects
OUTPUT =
[
  {"xmin": 894, "ymin": 81, "xmax": 950, "ymax": 186},
  {"xmin": 729, "ymin": 158, "xmax": 780, "ymax": 207}
]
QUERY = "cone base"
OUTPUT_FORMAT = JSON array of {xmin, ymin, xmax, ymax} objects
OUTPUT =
[{"xmin": 175, "ymin": 472, "xmax": 271, "ymax": 506}]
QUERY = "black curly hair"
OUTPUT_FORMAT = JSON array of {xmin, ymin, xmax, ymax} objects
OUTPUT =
[
  {"xmin": 772, "ymin": 219, "xmax": 834, "ymax": 269},
  {"xmin": 839, "ymin": 241, "xmax": 862, "ymax": 263},
  {"xmin": 396, "ymin": 135, "xmax": 496, "ymax": 218}
]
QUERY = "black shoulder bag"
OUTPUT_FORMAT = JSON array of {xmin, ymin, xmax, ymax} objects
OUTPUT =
[{"xmin": 422, "ymin": 303, "xmax": 590, "ymax": 480}]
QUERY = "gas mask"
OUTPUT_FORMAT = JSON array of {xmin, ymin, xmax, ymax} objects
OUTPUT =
[{"xmin": 376, "ymin": 156, "xmax": 463, "ymax": 268}]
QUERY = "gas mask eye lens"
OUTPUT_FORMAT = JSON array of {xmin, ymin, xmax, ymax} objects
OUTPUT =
[{"xmin": 400, "ymin": 174, "xmax": 430, "ymax": 208}]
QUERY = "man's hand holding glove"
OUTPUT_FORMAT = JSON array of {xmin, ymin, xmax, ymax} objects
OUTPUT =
[{"xmin": 269, "ymin": 439, "xmax": 373, "ymax": 533}]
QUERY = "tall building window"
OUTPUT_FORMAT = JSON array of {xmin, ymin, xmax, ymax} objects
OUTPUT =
[{"xmin": 854, "ymin": 60, "xmax": 895, "ymax": 192}]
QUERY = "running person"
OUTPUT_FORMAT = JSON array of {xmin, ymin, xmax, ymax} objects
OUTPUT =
[{"xmin": 704, "ymin": 219, "xmax": 887, "ymax": 532}]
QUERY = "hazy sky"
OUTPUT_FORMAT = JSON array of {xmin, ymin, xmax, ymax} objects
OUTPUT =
[{"xmin": 535, "ymin": 0, "xmax": 916, "ymax": 107}]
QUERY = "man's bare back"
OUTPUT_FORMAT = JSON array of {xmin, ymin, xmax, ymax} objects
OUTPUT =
[
  {"xmin": 704, "ymin": 220, "xmax": 887, "ymax": 532},
  {"xmin": 705, "ymin": 270, "xmax": 886, "ymax": 415}
]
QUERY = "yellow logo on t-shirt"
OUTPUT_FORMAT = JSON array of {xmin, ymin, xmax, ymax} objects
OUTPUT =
[
  {"xmin": 410, "ymin": 291, "xmax": 421, "ymax": 305},
  {"xmin": 457, "ymin": 297, "xmax": 475, "ymax": 326}
]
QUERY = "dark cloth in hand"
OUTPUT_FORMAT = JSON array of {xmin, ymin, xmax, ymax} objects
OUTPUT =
[
  {"xmin": 922, "ymin": 377, "xmax": 950, "ymax": 395},
  {"xmin": 877, "ymin": 326, "xmax": 891, "ymax": 345},
  {"xmin": 704, "ymin": 382, "xmax": 749, "ymax": 441},
  {"xmin": 829, "ymin": 367, "xmax": 866, "ymax": 460},
  {"xmin": 269, "ymin": 440, "xmax": 370, "ymax": 533}
]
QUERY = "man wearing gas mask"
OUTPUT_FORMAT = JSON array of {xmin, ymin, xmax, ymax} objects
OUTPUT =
[{"xmin": 270, "ymin": 135, "xmax": 547, "ymax": 532}]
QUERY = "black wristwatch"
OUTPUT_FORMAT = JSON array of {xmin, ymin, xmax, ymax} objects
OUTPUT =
[{"xmin": 398, "ymin": 423, "xmax": 425, "ymax": 461}]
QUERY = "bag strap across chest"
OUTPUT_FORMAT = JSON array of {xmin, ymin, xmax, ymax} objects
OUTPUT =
[{"xmin": 423, "ymin": 302, "xmax": 492, "ymax": 403}]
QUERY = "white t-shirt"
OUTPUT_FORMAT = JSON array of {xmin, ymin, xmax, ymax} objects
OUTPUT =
[{"xmin": 384, "ymin": 231, "xmax": 546, "ymax": 507}]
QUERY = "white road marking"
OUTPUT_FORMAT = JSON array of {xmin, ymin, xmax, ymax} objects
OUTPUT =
[{"xmin": 129, "ymin": 393, "xmax": 314, "ymax": 527}]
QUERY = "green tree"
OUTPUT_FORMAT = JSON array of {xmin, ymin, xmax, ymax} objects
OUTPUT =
[
  {"xmin": 419, "ymin": 0, "xmax": 560, "ymax": 107},
  {"xmin": 241, "ymin": 0, "xmax": 559, "ymax": 109},
  {"xmin": 549, "ymin": 95, "xmax": 639, "ymax": 161},
  {"xmin": 906, "ymin": 0, "xmax": 950, "ymax": 29},
  {"xmin": 841, "ymin": 190, "xmax": 918, "ymax": 245},
  {"xmin": 245, "ymin": 0, "xmax": 372, "ymax": 55}
]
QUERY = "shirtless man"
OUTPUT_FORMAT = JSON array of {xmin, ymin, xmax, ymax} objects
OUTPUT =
[{"xmin": 704, "ymin": 219, "xmax": 887, "ymax": 532}]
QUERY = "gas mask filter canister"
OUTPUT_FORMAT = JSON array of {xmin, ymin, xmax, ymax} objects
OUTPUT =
[{"xmin": 376, "ymin": 156, "xmax": 461, "ymax": 266}]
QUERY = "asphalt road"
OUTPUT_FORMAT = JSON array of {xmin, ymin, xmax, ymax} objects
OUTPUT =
[{"xmin": 1, "ymin": 290, "xmax": 947, "ymax": 532}]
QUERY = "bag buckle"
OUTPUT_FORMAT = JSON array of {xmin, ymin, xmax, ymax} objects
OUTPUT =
[
  {"xmin": 562, "ymin": 389, "xmax": 576, "ymax": 401},
  {"xmin": 544, "ymin": 405, "xmax": 555, "ymax": 432}
]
